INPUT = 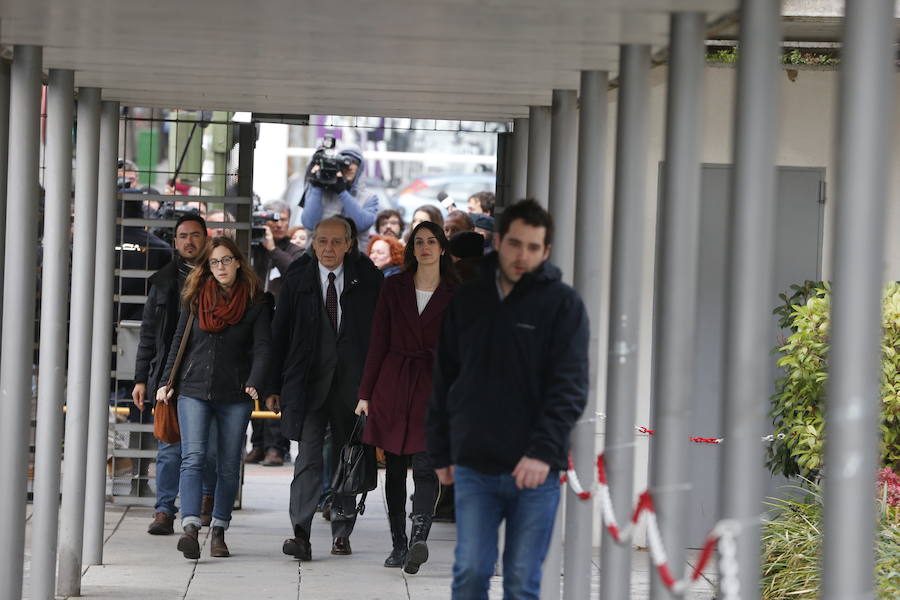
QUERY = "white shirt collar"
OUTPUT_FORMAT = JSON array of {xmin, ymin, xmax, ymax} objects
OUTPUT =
[{"xmin": 318, "ymin": 261, "xmax": 345, "ymax": 285}]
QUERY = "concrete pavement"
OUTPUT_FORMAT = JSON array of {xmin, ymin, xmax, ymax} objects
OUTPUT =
[{"xmin": 22, "ymin": 464, "xmax": 717, "ymax": 599}]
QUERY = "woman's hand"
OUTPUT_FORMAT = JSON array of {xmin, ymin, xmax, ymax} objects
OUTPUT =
[
  {"xmin": 155, "ymin": 386, "xmax": 174, "ymax": 404},
  {"xmin": 354, "ymin": 400, "xmax": 369, "ymax": 416},
  {"xmin": 265, "ymin": 394, "xmax": 281, "ymax": 414},
  {"xmin": 245, "ymin": 386, "xmax": 259, "ymax": 401}
]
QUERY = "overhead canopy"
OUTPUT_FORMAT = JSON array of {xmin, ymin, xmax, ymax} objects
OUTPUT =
[{"xmin": 0, "ymin": 0, "xmax": 738, "ymax": 121}]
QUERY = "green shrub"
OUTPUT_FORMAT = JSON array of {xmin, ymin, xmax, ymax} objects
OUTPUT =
[
  {"xmin": 761, "ymin": 481, "xmax": 900, "ymax": 599},
  {"xmin": 768, "ymin": 282, "xmax": 900, "ymax": 480}
]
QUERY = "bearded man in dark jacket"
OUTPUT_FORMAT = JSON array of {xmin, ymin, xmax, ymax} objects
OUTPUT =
[
  {"xmin": 427, "ymin": 199, "xmax": 589, "ymax": 599},
  {"xmin": 266, "ymin": 216, "xmax": 382, "ymax": 561},
  {"xmin": 132, "ymin": 214, "xmax": 217, "ymax": 535}
]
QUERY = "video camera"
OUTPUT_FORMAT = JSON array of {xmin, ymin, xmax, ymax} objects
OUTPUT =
[
  {"xmin": 252, "ymin": 210, "xmax": 281, "ymax": 246},
  {"xmin": 309, "ymin": 135, "xmax": 352, "ymax": 188}
]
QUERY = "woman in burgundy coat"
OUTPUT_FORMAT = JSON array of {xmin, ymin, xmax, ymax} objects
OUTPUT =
[{"xmin": 355, "ymin": 221, "xmax": 457, "ymax": 574}]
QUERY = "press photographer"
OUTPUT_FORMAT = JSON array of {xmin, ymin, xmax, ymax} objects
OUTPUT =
[
  {"xmin": 300, "ymin": 137, "xmax": 379, "ymax": 251},
  {"xmin": 250, "ymin": 199, "xmax": 304, "ymax": 298}
]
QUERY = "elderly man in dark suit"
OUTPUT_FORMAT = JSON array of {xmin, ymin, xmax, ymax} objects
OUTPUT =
[{"xmin": 267, "ymin": 216, "xmax": 382, "ymax": 561}]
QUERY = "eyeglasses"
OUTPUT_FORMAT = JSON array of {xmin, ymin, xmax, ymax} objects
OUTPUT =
[{"xmin": 209, "ymin": 256, "xmax": 235, "ymax": 268}]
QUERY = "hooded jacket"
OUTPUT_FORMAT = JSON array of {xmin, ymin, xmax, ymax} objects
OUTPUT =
[
  {"xmin": 427, "ymin": 252, "xmax": 590, "ymax": 474},
  {"xmin": 300, "ymin": 147, "xmax": 379, "ymax": 252}
]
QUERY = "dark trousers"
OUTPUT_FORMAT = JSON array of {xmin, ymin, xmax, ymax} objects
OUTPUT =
[
  {"xmin": 289, "ymin": 398, "xmax": 358, "ymax": 540},
  {"xmin": 249, "ymin": 417, "xmax": 290, "ymax": 455},
  {"xmin": 384, "ymin": 451, "xmax": 437, "ymax": 517}
]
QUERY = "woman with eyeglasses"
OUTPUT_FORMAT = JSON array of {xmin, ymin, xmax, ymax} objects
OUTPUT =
[
  {"xmin": 355, "ymin": 221, "xmax": 458, "ymax": 574},
  {"xmin": 157, "ymin": 237, "xmax": 272, "ymax": 559}
]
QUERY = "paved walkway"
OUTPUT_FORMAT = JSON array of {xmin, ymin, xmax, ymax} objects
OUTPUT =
[{"xmin": 23, "ymin": 464, "xmax": 717, "ymax": 599}]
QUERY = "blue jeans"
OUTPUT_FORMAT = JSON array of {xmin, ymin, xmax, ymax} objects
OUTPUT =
[
  {"xmin": 177, "ymin": 396, "xmax": 251, "ymax": 530},
  {"xmin": 155, "ymin": 426, "xmax": 218, "ymax": 515},
  {"xmin": 452, "ymin": 465, "xmax": 560, "ymax": 600}
]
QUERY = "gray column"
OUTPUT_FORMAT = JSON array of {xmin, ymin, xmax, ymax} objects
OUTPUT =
[
  {"xmin": 823, "ymin": 1, "xmax": 896, "ymax": 599},
  {"xmin": 30, "ymin": 69, "xmax": 75, "ymax": 600},
  {"xmin": 718, "ymin": 1, "xmax": 780, "ymax": 599},
  {"xmin": 0, "ymin": 60, "xmax": 11, "ymax": 327},
  {"xmin": 84, "ymin": 100, "xmax": 120, "ymax": 566},
  {"xmin": 57, "ymin": 87, "xmax": 102, "ymax": 598},
  {"xmin": 547, "ymin": 89, "xmax": 579, "ymax": 283},
  {"xmin": 0, "ymin": 45, "xmax": 43, "ymax": 600},
  {"xmin": 600, "ymin": 44, "xmax": 651, "ymax": 600},
  {"xmin": 649, "ymin": 13, "xmax": 705, "ymax": 600},
  {"xmin": 566, "ymin": 69, "xmax": 608, "ymax": 600},
  {"xmin": 526, "ymin": 105, "xmax": 552, "ymax": 207},
  {"xmin": 510, "ymin": 117, "xmax": 529, "ymax": 202}
]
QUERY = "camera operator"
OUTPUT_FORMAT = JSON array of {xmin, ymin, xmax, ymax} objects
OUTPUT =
[
  {"xmin": 251, "ymin": 199, "xmax": 305, "ymax": 299},
  {"xmin": 301, "ymin": 144, "xmax": 379, "ymax": 252}
]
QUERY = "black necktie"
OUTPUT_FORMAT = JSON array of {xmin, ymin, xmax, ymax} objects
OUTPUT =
[{"xmin": 326, "ymin": 272, "xmax": 338, "ymax": 330}]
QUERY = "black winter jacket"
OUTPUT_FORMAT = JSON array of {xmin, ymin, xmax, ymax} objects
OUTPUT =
[
  {"xmin": 427, "ymin": 253, "xmax": 590, "ymax": 474},
  {"xmin": 161, "ymin": 292, "xmax": 273, "ymax": 403},
  {"xmin": 269, "ymin": 251, "xmax": 383, "ymax": 440},
  {"xmin": 133, "ymin": 258, "xmax": 183, "ymax": 392}
]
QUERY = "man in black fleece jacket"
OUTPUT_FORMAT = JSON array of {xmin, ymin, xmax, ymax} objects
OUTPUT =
[{"xmin": 427, "ymin": 199, "xmax": 589, "ymax": 599}]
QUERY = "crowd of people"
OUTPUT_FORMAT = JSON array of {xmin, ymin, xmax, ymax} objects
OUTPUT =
[{"xmin": 130, "ymin": 146, "xmax": 589, "ymax": 599}]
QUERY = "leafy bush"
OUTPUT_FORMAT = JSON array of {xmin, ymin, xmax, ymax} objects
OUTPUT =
[
  {"xmin": 761, "ymin": 479, "xmax": 900, "ymax": 599},
  {"xmin": 768, "ymin": 282, "xmax": 900, "ymax": 479}
]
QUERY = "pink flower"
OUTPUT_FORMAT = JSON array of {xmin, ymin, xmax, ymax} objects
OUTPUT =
[{"xmin": 877, "ymin": 467, "xmax": 900, "ymax": 507}]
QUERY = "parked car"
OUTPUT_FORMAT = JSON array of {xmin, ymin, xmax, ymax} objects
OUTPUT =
[{"xmin": 393, "ymin": 173, "xmax": 495, "ymax": 218}]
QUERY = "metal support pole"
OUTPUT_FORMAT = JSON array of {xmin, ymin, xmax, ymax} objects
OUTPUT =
[
  {"xmin": 510, "ymin": 117, "xmax": 529, "ymax": 203},
  {"xmin": 0, "ymin": 60, "xmax": 11, "ymax": 331},
  {"xmin": 823, "ymin": 2, "xmax": 896, "ymax": 599},
  {"xmin": 526, "ymin": 105, "xmax": 552, "ymax": 207},
  {"xmin": 236, "ymin": 123, "xmax": 255, "ymax": 254},
  {"xmin": 718, "ymin": 1, "xmax": 780, "ymax": 598},
  {"xmin": 84, "ymin": 100, "xmax": 120, "ymax": 566},
  {"xmin": 600, "ymin": 44, "xmax": 651, "ymax": 600},
  {"xmin": 566, "ymin": 69, "xmax": 608, "ymax": 600},
  {"xmin": 0, "ymin": 44, "xmax": 42, "ymax": 600},
  {"xmin": 30, "ymin": 68, "xmax": 75, "ymax": 600},
  {"xmin": 547, "ymin": 89, "xmax": 579, "ymax": 284},
  {"xmin": 649, "ymin": 13, "xmax": 705, "ymax": 600},
  {"xmin": 57, "ymin": 87, "xmax": 102, "ymax": 598}
]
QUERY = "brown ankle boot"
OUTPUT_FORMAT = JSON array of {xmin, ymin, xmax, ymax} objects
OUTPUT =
[
  {"xmin": 210, "ymin": 526, "xmax": 230, "ymax": 557},
  {"xmin": 177, "ymin": 524, "xmax": 201, "ymax": 559},
  {"xmin": 200, "ymin": 495, "xmax": 214, "ymax": 527},
  {"xmin": 148, "ymin": 512, "xmax": 175, "ymax": 535}
]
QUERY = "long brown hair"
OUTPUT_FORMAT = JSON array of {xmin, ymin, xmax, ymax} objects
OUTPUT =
[{"xmin": 181, "ymin": 237, "xmax": 260, "ymax": 311}]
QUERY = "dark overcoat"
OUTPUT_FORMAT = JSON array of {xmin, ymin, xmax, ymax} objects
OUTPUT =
[
  {"xmin": 269, "ymin": 251, "xmax": 383, "ymax": 440},
  {"xmin": 358, "ymin": 270, "xmax": 453, "ymax": 455}
]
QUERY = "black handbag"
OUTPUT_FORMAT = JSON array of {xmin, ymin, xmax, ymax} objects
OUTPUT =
[{"xmin": 331, "ymin": 415, "xmax": 377, "ymax": 516}]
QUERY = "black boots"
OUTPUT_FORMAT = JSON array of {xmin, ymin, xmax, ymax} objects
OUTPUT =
[
  {"xmin": 404, "ymin": 514, "xmax": 433, "ymax": 574},
  {"xmin": 384, "ymin": 512, "xmax": 408, "ymax": 568},
  {"xmin": 177, "ymin": 524, "xmax": 201, "ymax": 559}
]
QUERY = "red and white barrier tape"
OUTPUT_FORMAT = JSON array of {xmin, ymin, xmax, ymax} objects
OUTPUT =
[
  {"xmin": 595, "ymin": 412, "xmax": 785, "ymax": 445},
  {"xmin": 561, "ymin": 453, "xmax": 741, "ymax": 599}
]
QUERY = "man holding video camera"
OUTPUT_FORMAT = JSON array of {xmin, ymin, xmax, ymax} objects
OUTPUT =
[{"xmin": 301, "ymin": 142, "xmax": 379, "ymax": 252}]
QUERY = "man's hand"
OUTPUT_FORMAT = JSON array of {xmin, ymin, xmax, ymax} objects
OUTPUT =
[
  {"xmin": 354, "ymin": 399, "xmax": 368, "ymax": 416},
  {"xmin": 265, "ymin": 394, "xmax": 281, "ymax": 414},
  {"xmin": 511, "ymin": 456, "xmax": 550, "ymax": 489},
  {"xmin": 244, "ymin": 386, "xmax": 259, "ymax": 401},
  {"xmin": 132, "ymin": 383, "xmax": 147, "ymax": 411},
  {"xmin": 156, "ymin": 386, "xmax": 174, "ymax": 404},
  {"xmin": 436, "ymin": 465, "xmax": 455, "ymax": 485},
  {"xmin": 263, "ymin": 226, "xmax": 276, "ymax": 251}
]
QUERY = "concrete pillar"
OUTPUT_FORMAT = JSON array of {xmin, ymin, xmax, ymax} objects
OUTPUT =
[
  {"xmin": 526, "ymin": 105, "xmax": 551, "ymax": 207},
  {"xmin": 0, "ymin": 60, "xmax": 11, "ymax": 329},
  {"xmin": 823, "ymin": 1, "xmax": 896, "ymax": 598},
  {"xmin": 599, "ymin": 44, "xmax": 651, "ymax": 600},
  {"xmin": 565, "ymin": 69, "xmax": 608, "ymax": 600},
  {"xmin": 510, "ymin": 117, "xmax": 529, "ymax": 203},
  {"xmin": 0, "ymin": 44, "xmax": 43, "ymax": 600},
  {"xmin": 547, "ymin": 89, "xmax": 579, "ymax": 284},
  {"xmin": 30, "ymin": 68, "xmax": 75, "ymax": 600},
  {"xmin": 57, "ymin": 87, "xmax": 102, "ymax": 598},
  {"xmin": 718, "ymin": 1, "xmax": 781, "ymax": 599},
  {"xmin": 84, "ymin": 100, "xmax": 120, "ymax": 565},
  {"xmin": 649, "ymin": 12, "xmax": 705, "ymax": 600}
]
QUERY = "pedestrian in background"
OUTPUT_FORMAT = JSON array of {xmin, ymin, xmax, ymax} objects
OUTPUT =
[
  {"xmin": 368, "ymin": 234, "xmax": 405, "ymax": 278},
  {"xmin": 356, "ymin": 221, "xmax": 457, "ymax": 574},
  {"xmin": 158, "ymin": 237, "xmax": 273, "ymax": 560}
]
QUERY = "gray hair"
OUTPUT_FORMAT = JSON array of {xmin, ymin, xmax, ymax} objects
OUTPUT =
[
  {"xmin": 314, "ymin": 216, "xmax": 353, "ymax": 242},
  {"xmin": 263, "ymin": 199, "xmax": 291, "ymax": 217}
]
